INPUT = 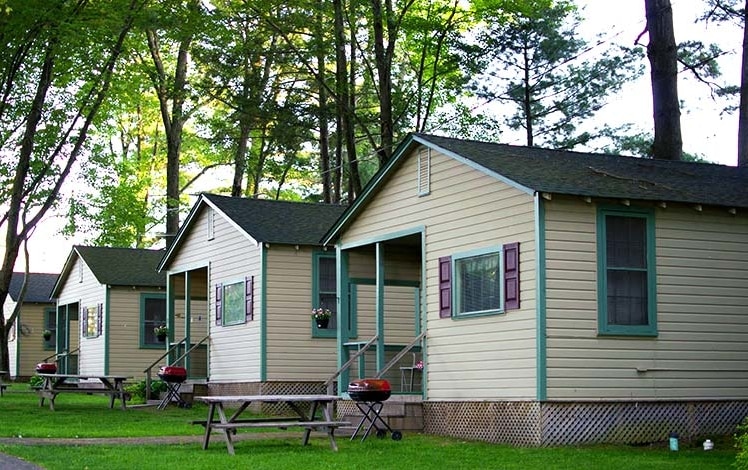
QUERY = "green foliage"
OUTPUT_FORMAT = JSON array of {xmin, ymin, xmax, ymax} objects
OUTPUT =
[
  {"xmin": 124, "ymin": 380, "xmax": 167, "ymax": 402},
  {"xmin": 27, "ymin": 375, "xmax": 44, "ymax": 389},
  {"xmin": 736, "ymin": 416, "xmax": 748, "ymax": 469}
]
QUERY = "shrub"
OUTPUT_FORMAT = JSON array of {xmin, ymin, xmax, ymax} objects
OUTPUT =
[
  {"xmin": 736, "ymin": 417, "xmax": 748, "ymax": 470},
  {"xmin": 28, "ymin": 375, "xmax": 44, "ymax": 389},
  {"xmin": 124, "ymin": 380, "xmax": 168, "ymax": 401}
]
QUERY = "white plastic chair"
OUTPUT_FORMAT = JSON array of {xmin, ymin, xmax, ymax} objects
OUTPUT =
[{"xmin": 399, "ymin": 353, "xmax": 422, "ymax": 392}]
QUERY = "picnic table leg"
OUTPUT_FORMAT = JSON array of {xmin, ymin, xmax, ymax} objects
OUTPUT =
[
  {"xmin": 202, "ymin": 403, "xmax": 216, "ymax": 450},
  {"xmin": 216, "ymin": 403, "xmax": 236, "ymax": 456},
  {"xmin": 116, "ymin": 380, "xmax": 126, "ymax": 410}
]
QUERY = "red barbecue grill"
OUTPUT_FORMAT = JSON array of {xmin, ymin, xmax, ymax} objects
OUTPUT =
[
  {"xmin": 35, "ymin": 363, "xmax": 57, "ymax": 374},
  {"xmin": 157, "ymin": 366, "xmax": 189, "ymax": 410},
  {"xmin": 348, "ymin": 378, "xmax": 402, "ymax": 441}
]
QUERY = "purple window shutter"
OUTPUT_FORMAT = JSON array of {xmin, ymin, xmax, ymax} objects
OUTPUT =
[
  {"xmin": 97, "ymin": 303, "xmax": 103, "ymax": 336},
  {"xmin": 81, "ymin": 305, "xmax": 87, "ymax": 335},
  {"xmin": 245, "ymin": 276, "xmax": 254, "ymax": 322},
  {"xmin": 438, "ymin": 256, "xmax": 452, "ymax": 318},
  {"xmin": 504, "ymin": 242, "xmax": 520, "ymax": 310},
  {"xmin": 215, "ymin": 284, "xmax": 222, "ymax": 326}
]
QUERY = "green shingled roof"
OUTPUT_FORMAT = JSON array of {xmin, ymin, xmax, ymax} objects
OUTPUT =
[
  {"xmin": 415, "ymin": 133, "xmax": 748, "ymax": 208},
  {"xmin": 203, "ymin": 194, "xmax": 347, "ymax": 245},
  {"xmin": 9, "ymin": 272, "xmax": 58, "ymax": 302},
  {"xmin": 74, "ymin": 246, "xmax": 165, "ymax": 287}
]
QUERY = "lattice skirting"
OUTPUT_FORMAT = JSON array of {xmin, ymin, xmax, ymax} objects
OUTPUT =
[{"xmin": 424, "ymin": 400, "xmax": 748, "ymax": 446}]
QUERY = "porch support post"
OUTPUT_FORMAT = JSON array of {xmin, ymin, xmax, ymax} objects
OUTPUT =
[
  {"xmin": 184, "ymin": 271, "xmax": 191, "ymax": 374},
  {"xmin": 336, "ymin": 246, "xmax": 350, "ymax": 394},
  {"xmin": 375, "ymin": 243, "xmax": 385, "ymax": 372},
  {"xmin": 166, "ymin": 273, "xmax": 175, "ymax": 360}
]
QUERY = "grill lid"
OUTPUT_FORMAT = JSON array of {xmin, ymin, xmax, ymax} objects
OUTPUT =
[{"xmin": 348, "ymin": 378, "xmax": 392, "ymax": 401}]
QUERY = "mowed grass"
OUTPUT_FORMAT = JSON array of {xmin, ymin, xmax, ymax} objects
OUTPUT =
[{"xmin": 0, "ymin": 383, "xmax": 739, "ymax": 470}]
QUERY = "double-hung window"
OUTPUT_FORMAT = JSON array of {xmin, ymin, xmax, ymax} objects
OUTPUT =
[
  {"xmin": 142, "ymin": 294, "xmax": 166, "ymax": 347},
  {"xmin": 312, "ymin": 252, "xmax": 338, "ymax": 337},
  {"xmin": 597, "ymin": 207, "xmax": 657, "ymax": 336}
]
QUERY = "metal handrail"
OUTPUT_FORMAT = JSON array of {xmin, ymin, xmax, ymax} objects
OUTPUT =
[
  {"xmin": 321, "ymin": 331, "xmax": 426, "ymax": 411},
  {"xmin": 375, "ymin": 332, "xmax": 426, "ymax": 379},
  {"xmin": 323, "ymin": 335, "xmax": 378, "ymax": 395},
  {"xmin": 42, "ymin": 346, "xmax": 80, "ymax": 363},
  {"xmin": 142, "ymin": 335, "xmax": 209, "ymax": 401}
]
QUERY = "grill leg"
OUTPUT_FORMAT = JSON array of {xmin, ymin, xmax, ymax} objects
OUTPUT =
[{"xmin": 158, "ymin": 380, "xmax": 183, "ymax": 410}]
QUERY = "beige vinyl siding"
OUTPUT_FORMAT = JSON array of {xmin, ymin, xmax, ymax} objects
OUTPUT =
[
  {"xmin": 56, "ymin": 256, "xmax": 106, "ymax": 376},
  {"xmin": 107, "ymin": 287, "xmax": 168, "ymax": 379},
  {"xmin": 170, "ymin": 207, "xmax": 261, "ymax": 383},
  {"xmin": 353, "ymin": 284, "xmax": 418, "ymax": 344},
  {"xmin": 341, "ymin": 146, "xmax": 538, "ymax": 400},
  {"xmin": 3, "ymin": 298, "xmax": 52, "ymax": 378},
  {"xmin": 544, "ymin": 197, "xmax": 748, "ymax": 400},
  {"xmin": 264, "ymin": 246, "xmax": 335, "ymax": 381}
]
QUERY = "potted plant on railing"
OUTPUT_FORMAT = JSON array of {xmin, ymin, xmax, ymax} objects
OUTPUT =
[
  {"xmin": 311, "ymin": 308, "xmax": 332, "ymax": 329},
  {"xmin": 42, "ymin": 329, "xmax": 52, "ymax": 341},
  {"xmin": 154, "ymin": 325, "xmax": 168, "ymax": 342}
]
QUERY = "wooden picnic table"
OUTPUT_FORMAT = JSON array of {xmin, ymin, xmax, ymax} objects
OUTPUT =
[
  {"xmin": 194, "ymin": 394, "xmax": 349, "ymax": 455},
  {"xmin": 36, "ymin": 373, "xmax": 130, "ymax": 411}
]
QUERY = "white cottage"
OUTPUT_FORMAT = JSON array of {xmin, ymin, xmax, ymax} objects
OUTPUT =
[{"xmin": 323, "ymin": 133, "xmax": 748, "ymax": 446}]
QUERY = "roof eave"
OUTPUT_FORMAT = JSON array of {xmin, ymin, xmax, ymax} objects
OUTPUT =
[{"xmin": 322, "ymin": 134, "xmax": 419, "ymax": 246}]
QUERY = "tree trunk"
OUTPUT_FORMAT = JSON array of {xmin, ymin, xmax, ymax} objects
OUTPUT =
[
  {"xmin": 371, "ymin": 0, "xmax": 394, "ymax": 165},
  {"xmin": 738, "ymin": 0, "xmax": 748, "ymax": 167},
  {"xmin": 316, "ymin": 1, "xmax": 332, "ymax": 203},
  {"xmin": 645, "ymin": 0, "xmax": 682, "ymax": 160}
]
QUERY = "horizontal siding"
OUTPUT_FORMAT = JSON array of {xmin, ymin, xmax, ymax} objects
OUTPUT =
[
  {"xmin": 545, "ymin": 197, "xmax": 748, "ymax": 400},
  {"xmin": 352, "ymin": 284, "xmax": 418, "ymax": 345},
  {"xmin": 342, "ymin": 146, "xmax": 537, "ymax": 401},
  {"xmin": 6, "ymin": 300, "xmax": 55, "ymax": 378},
  {"xmin": 264, "ymin": 246, "xmax": 333, "ymax": 381},
  {"xmin": 107, "ymin": 288, "xmax": 169, "ymax": 379}
]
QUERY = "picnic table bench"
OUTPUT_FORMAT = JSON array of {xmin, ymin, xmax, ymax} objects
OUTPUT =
[
  {"xmin": 194, "ymin": 394, "xmax": 349, "ymax": 454},
  {"xmin": 37, "ymin": 374, "xmax": 130, "ymax": 411}
]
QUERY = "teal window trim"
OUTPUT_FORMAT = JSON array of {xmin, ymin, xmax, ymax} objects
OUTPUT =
[
  {"xmin": 596, "ymin": 206, "xmax": 657, "ymax": 337},
  {"xmin": 140, "ymin": 293, "xmax": 167, "ymax": 348},
  {"xmin": 43, "ymin": 307, "xmax": 56, "ymax": 351},
  {"xmin": 452, "ymin": 245, "xmax": 504, "ymax": 318},
  {"xmin": 312, "ymin": 251, "xmax": 354, "ymax": 338},
  {"xmin": 221, "ymin": 279, "xmax": 246, "ymax": 326}
]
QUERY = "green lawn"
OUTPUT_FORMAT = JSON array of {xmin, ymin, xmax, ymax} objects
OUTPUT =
[{"xmin": 0, "ymin": 383, "xmax": 738, "ymax": 470}]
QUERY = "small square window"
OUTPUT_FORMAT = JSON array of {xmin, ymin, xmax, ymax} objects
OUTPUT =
[{"xmin": 453, "ymin": 248, "xmax": 503, "ymax": 317}]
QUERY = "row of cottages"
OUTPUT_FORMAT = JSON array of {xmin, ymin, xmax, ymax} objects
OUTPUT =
[
  {"xmin": 319, "ymin": 133, "xmax": 748, "ymax": 446},
  {"xmin": 5, "ymin": 272, "xmax": 58, "ymax": 379},
  {"xmin": 47, "ymin": 246, "xmax": 193, "ymax": 380}
]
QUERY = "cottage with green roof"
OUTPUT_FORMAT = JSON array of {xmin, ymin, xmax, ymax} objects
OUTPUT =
[
  {"xmin": 50, "ymin": 246, "xmax": 173, "ymax": 379},
  {"xmin": 157, "ymin": 194, "xmax": 356, "ymax": 395},
  {"xmin": 322, "ymin": 132, "xmax": 748, "ymax": 446},
  {"xmin": 5, "ymin": 272, "xmax": 58, "ymax": 379}
]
